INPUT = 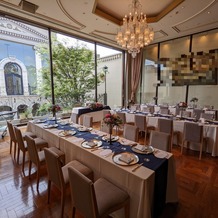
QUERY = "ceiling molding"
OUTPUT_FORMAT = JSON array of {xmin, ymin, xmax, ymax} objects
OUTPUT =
[
  {"xmin": 172, "ymin": 0, "xmax": 216, "ymax": 31},
  {"xmin": 56, "ymin": 0, "xmax": 86, "ymax": 30},
  {"xmin": 93, "ymin": 0, "xmax": 185, "ymax": 25}
]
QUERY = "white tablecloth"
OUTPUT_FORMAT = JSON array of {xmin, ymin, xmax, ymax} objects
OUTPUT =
[{"xmin": 27, "ymin": 121, "xmax": 178, "ymax": 218}]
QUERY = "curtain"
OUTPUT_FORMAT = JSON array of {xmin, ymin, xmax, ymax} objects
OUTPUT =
[{"xmin": 126, "ymin": 51, "xmax": 143, "ymax": 103}]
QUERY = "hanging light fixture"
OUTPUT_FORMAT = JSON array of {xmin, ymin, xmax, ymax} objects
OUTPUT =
[{"xmin": 116, "ymin": 0, "xmax": 154, "ymax": 58}]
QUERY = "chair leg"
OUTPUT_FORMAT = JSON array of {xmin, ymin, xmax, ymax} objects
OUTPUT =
[
  {"xmin": 199, "ymin": 142, "xmax": 203, "ymax": 160},
  {"xmin": 124, "ymin": 201, "xmax": 130, "ymax": 218},
  {"xmin": 9, "ymin": 140, "xmax": 12, "ymax": 154},
  {"xmin": 17, "ymin": 148, "xmax": 20, "ymax": 164},
  {"xmin": 61, "ymin": 188, "xmax": 65, "ymax": 218},
  {"xmin": 14, "ymin": 142, "xmax": 17, "ymax": 161},
  {"xmin": 181, "ymin": 140, "xmax": 185, "ymax": 154},
  {"xmin": 47, "ymin": 180, "xmax": 51, "ymax": 204},
  {"xmin": 22, "ymin": 151, "xmax": 26, "ymax": 176},
  {"xmin": 72, "ymin": 207, "xmax": 76, "ymax": 218},
  {"xmin": 36, "ymin": 166, "xmax": 40, "ymax": 191},
  {"xmin": 29, "ymin": 160, "xmax": 32, "ymax": 179}
]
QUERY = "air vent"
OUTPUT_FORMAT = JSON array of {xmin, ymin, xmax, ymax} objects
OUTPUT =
[
  {"xmin": 172, "ymin": 26, "xmax": 180, "ymax": 33},
  {"xmin": 19, "ymin": 0, "xmax": 38, "ymax": 14}
]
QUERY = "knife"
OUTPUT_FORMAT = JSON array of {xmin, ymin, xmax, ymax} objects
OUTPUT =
[{"xmin": 132, "ymin": 163, "xmax": 143, "ymax": 172}]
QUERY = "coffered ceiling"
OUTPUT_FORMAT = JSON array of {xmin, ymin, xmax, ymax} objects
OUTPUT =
[{"xmin": 0, "ymin": 0, "xmax": 217, "ymax": 50}]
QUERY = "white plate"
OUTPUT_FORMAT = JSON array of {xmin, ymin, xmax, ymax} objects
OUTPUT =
[
  {"xmin": 43, "ymin": 124, "xmax": 58, "ymax": 129},
  {"xmin": 58, "ymin": 130, "xmax": 76, "ymax": 137},
  {"xmin": 102, "ymin": 135, "xmax": 119, "ymax": 142},
  {"xmin": 132, "ymin": 145, "xmax": 154, "ymax": 154},
  {"xmin": 81, "ymin": 140, "xmax": 102, "ymax": 149},
  {"xmin": 58, "ymin": 121, "xmax": 69, "ymax": 126},
  {"xmin": 154, "ymin": 150, "xmax": 168, "ymax": 159},
  {"xmin": 78, "ymin": 127, "xmax": 92, "ymax": 132},
  {"xmin": 112, "ymin": 152, "xmax": 139, "ymax": 166}
]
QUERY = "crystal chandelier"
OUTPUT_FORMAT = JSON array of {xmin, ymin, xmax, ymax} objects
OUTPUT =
[{"xmin": 116, "ymin": 0, "xmax": 154, "ymax": 58}]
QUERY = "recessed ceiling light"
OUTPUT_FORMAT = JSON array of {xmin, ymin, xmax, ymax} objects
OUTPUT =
[{"xmin": 207, "ymin": 11, "xmax": 211, "ymax": 14}]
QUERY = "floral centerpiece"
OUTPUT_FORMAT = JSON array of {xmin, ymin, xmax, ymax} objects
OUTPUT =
[
  {"xmin": 48, "ymin": 104, "xmax": 61, "ymax": 118},
  {"xmin": 103, "ymin": 111, "xmax": 122, "ymax": 144},
  {"xmin": 178, "ymin": 102, "xmax": 187, "ymax": 108},
  {"xmin": 88, "ymin": 102, "xmax": 103, "ymax": 110}
]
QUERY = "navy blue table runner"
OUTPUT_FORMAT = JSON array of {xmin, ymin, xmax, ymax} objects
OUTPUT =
[{"xmin": 76, "ymin": 105, "xmax": 111, "ymax": 116}]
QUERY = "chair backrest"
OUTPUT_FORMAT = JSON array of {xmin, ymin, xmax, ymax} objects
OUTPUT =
[
  {"xmin": 14, "ymin": 126, "xmax": 25, "ymax": 152},
  {"xmin": 70, "ymin": 113, "xmax": 78, "ymax": 124},
  {"xmin": 147, "ymin": 105, "xmax": 155, "ymax": 114},
  {"xmin": 149, "ymin": 131, "xmax": 170, "ymax": 151},
  {"xmin": 103, "ymin": 110, "xmax": 111, "ymax": 118},
  {"xmin": 183, "ymin": 122, "xmax": 203, "ymax": 143},
  {"xmin": 181, "ymin": 110, "xmax": 191, "ymax": 117},
  {"xmin": 200, "ymin": 113, "xmax": 214, "ymax": 120},
  {"xmin": 25, "ymin": 135, "xmax": 40, "ymax": 166},
  {"xmin": 100, "ymin": 123, "xmax": 110, "ymax": 134},
  {"xmin": 83, "ymin": 115, "xmax": 93, "ymax": 127},
  {"xmin": 193, "ymin": 109, "xmax": 203, "ymax": 120},
  {"xmin": 158, "ymin": 118, "xmax": 173, "ymax": 135},
  {"xmin": 130, "ymin": 105, "xmax": 137, "ymax": 111},
  {"xmin": 7, "ymin": 121, "xmax": 17, "ymax": 142},
  {"xmin": 116, "ymin": 112, "xmax": 126, "ymax": 124},
  {"xmin": 123, "ymin": 124, "xmax": 139, "ymax": 142},
  {"xmin": 134, "ymin": 115, "xmax": 146, "ymax": 132},
  {"xmin": 44, "ymin": 147, "xmax": 64, "ymax": 190},
  {"xmin": 160, "ymin": 108, "xmax": 169, "ymax": 115},
  {"xmin": 68, "ymin": 166, "xmax": 98, "ymax": 218}
]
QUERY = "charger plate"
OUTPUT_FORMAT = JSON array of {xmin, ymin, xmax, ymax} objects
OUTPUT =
[
  {"xmin": 78, "ymin": 127, "xmax": 92, "ymax": 132},
  {"xmin": 112, "ymin": 152, "xmax": 139, "ymax": 166},
  {"xmin": 102, "ymin": 135, "xmax": 119, "ymax": 142},
  {"xmin": 43, "ymin": 124, "xmax": 58, "ymax": 129},
  {"xmin": 132, "ymin": 144, "xmax": 154, "ymax": 154},
  {"xmin": 81, "ymin": 139, "xmax": 102, "ymax": 149},
  {"xmin": 58, "ymin": 130, "xmax": 76, "ymax": 137}
]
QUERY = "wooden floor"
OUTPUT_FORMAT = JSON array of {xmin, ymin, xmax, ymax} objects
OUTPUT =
[{"xmin": 1, "ymin": 124, "xmax": 218, "ymax": 218}]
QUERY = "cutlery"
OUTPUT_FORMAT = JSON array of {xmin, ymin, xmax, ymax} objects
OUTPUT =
[{"xmin": 132, "ymin": 163, "xmax": 143, "ymax": 172}]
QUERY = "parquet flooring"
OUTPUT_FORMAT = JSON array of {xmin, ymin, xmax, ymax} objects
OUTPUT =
[{"xmin": 0, "ymin": 124, "xmax": 218, "ymax": 218}]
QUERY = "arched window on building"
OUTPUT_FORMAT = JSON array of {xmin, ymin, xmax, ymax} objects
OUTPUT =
[{"xmin": 4, "ymin": 62, "xmax": 23, "ymax": 95}]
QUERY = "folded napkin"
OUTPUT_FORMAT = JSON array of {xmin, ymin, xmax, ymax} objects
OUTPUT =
[
  {"xmin": 86, "ymin": 141, "xmax": 97, "ymax": 147},
  {"xmin": 120, "ymin": 139, "xmax": 132, "ymax": 146},
  {"xmin": 119, "ymin": 154, "xmax": 134, "ymax": 164},
  {"xmin": 134, "ymin": 144, "xmax": 146, "ymax": 151}
]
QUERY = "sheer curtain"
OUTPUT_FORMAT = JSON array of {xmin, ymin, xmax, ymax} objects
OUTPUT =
[{"xmin": 126, "ymin": 51, "xmax": 143, "ymax": 103}]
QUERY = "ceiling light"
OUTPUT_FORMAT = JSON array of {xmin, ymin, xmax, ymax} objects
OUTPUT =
[{"xmin": 115, "ymin": 0, "xmax": 154, "ymax": 58}]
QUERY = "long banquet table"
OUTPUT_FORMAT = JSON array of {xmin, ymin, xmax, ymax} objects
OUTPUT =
[{"xmin": 27, "ymin": 120, "xmax": 178, "ymax": 218}]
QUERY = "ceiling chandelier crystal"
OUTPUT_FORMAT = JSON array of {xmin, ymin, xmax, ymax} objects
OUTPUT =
[{"xmin": 116, "ymin": 0, "xmax": 154, "ymax": 58}]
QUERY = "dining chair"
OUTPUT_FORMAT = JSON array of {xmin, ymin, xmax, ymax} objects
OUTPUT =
[
  {"xmin": 116, "ymin": 112, "xmax": 126, "ymax": 133},
  {"xmin": 149, "ymin": 131, "xmax": 171, "ymax": 152},
  {"xmin": 193, "ymin": 109, "xmax": 203, "ymax": 120},
  {"xmin": 147, "ymin": 105, "xmax": 155, "ymax": 114},
  {"xmin": 159, "ymin": 108, "xmax": 170, "ymax": 115},
  {"xmin": 158, "ymin": 118, "xmax": 173, "ymax": 151},
  {"xmin": 68, "ymin": 166, "xmax": 130, "ymax": 218},
  {"xmin": 100, "ymin": 122, "xmax": 110, "ymax": 134},
  {"xmin": 25, "ymin": 135, "xmax": 46, "ymax": 191},
  {"xmin": 181, "ymin": 122, "xmax": 207, "ymax": 160},
  {"xmin": 14, "ymin": 126, "xmax": 48, "ymax": 175},
  {"xmin": 44, "ymin": 148, "xmax": 93, "ymax": 218},
  {"xmin": 7, "ymin": 121, "xmax": 36, "ymax": 160},
  {"xmin": 82, "ymin": 115, "xmax": 93, "ymax": 127},
  {"xmin": 200, "ymin": 112, "xmax": 214, "ymax": 120},
  {"xmin": 123, "ymin": 124, "xmax": 139, "ymax": 142},
  {"xmin": 70, "ymin": 113, "xmax": 78, "ymax": 124},
  {"xmin": 130, "ymin": 105, "xmax": 137, "ymax": 111}
]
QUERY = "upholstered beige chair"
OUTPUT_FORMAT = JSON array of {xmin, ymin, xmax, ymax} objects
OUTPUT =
[
  {"xmin": 116, "ymin": 112, "xmax": 126, "ymax": 133},
  {"xmin": 149, "ymin": 131, "xmax": 171, "ymax": 152},
  {"xmin": 100, "ymin": 122, "xmax": 110, "ymax": 134},
  {"xmin": 83, "ymin": 115, "xmax": 93, "ymax": 127},
  {"xmin": 7, "ymin": 121, "xmax": 36, "ymax": 161},
  {"xmin": 44, "ymin": 148, "xmax": 93, "ymax": 218},
  {"xmin": 123, "ymin": 124, "xmax": 139, "ymax": 142},
  {"xmin": 193, "ymin": 109, "xmax": 203, "ymax": 120},
  {"xmin": 181, "ymin": 122, "xmax": 206, "ymax": 160},
  {"xmin": 70, "ymin": 113, "xmax": 78, "ymax": 124},
  {"xmin": 158, "ymin": 118, "xmax": 173, "ymax": 151},
  {"xmin": 25, "ymin": 135, "xmax": 46, "ymax": 191},
  {"xmin": 14, "ymin": 126, "xmax": 48, "ymax": 175},
  {"xmin": 159, "ymin": 108, "xmax": 170, "ymax": 115},
  {"xmin": 200, "ymin": 113, "xmax": 214, "ymax": 120},
  {"xmin": 68, "ymin": 166, "xmax": 130, "ymax": 218}
]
